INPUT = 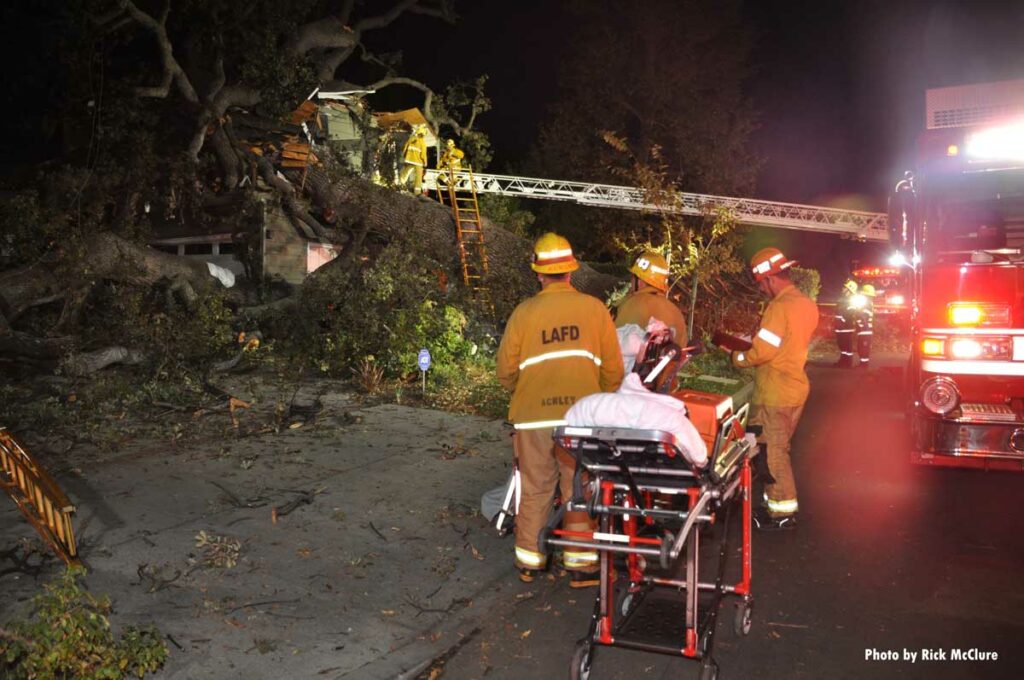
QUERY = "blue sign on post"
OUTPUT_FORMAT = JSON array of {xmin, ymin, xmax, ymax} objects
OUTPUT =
[{"xmin": 418, "ymin": 349, "xmax": 431, "ymax": 393}]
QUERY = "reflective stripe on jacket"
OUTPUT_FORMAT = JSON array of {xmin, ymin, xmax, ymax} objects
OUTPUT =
[
  {"xmin": 733, "ymin": 283, "xmax": 818, "ymax": 407},
  {"xmin": 497, "ymin": 281, "xmax": 624, "ymax": 427},
  {"xmin": 614, "ymin": 287, "xmax": 689, "ymax": 346}
]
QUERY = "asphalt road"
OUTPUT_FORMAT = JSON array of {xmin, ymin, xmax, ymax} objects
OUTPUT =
[{"xmin": 434, "ymin": 353, "xmax": 1024, "ymax": 680}]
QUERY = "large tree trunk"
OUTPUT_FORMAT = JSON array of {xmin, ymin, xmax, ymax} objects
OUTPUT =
[
  {"xmin": 298, "ymin": 169, "xmax": 621, "ymax": 302},
  {"xmin": 0, "ymin": 232, "xmax": 233, "ymax": 326}
]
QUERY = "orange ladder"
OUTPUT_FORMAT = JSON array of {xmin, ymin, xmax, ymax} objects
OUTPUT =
[
  {"xmin": 436, "ymin": 164, "xmax": 491, "ymax": 299},
  {"xmin": 1, "ymin": 428, "xmax": 79, "ymax": 564}
]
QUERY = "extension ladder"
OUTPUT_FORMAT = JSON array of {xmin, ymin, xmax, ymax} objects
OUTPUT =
[
  {"xmin": 436, "ymin": 162, "xmax": 492, "ymax": 297},
  {"xmin": 0, "ymin": 428, "xmax": 79, "ymax": 565}
]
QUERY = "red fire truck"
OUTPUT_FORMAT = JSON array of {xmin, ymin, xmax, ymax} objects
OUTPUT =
[
  {"xmin": 890, "ymin": 80, "xmax": 1024, "ymax": 470},
  {"xmin": 850, "ymin": 265, "xmax": 908, "ymax": 318}
]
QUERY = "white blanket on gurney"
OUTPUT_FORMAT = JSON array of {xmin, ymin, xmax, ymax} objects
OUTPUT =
[{"xmin": 565, "ymin": 373, "xmax": 709, "ymax": 467}]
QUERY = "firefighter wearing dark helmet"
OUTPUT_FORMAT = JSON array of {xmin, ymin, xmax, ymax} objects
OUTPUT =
[
  {"xmin": 615, "ymin": 250, "xmax": 688, "ymax": 346},
  {"xmin": 496, "ymin": 233, "xmax": 624, "ymax": 585},
  {"xmin": 732, "ymin": 247, "xmax": 818, "ymax": 530}
]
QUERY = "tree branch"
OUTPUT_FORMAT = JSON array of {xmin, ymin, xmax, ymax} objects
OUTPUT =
[
  {"xmin": 338, "ymin": 0, "xmax": 356, "ymax": 25},
  {"xmin": 118, "ymin": 0, "xmax": 199, "ymax": 103}
]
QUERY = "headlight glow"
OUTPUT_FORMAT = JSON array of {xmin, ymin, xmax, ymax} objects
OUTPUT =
[
  {"xmin": 888, "ymin": 294, "xmax": 905, "ymax": 305},
  {"xmin": 950, "ymin": 338, "xmax": 982, "ymax": 359}
]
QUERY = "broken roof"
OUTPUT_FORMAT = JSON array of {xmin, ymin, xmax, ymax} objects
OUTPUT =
[{"xmin": 374, "ymin": 109, "xmax": 437, "ymax": 147}]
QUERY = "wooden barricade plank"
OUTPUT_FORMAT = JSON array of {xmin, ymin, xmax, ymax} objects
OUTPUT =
[{"xmin": 0, "ymin": 428, "xmax": 79, "ymax": 564}]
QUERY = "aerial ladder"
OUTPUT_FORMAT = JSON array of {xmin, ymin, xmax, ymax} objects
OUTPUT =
[
  {"xmin": 434, "ymin": 159, "xmax": 492, "ymax": 300},
  {"xmin": 424, "ymin": 169, "xmax": 889, "ymax": 241}
]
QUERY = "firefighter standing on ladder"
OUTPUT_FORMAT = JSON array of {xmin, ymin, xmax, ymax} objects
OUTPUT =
[
  {"xmin": 614, "ymin": 250, "xmax": 688, "ymax": 345},
  {"xmin": 497, "ymin": 233, "xmax": 624, "ymax": 586},
  {"xmin": 732, "ymin": 248, "xmax": 818, "ymax": 531}
]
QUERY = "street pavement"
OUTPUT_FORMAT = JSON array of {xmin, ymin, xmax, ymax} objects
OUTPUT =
[
  {"xmin": 433, "ymin": 353, "xmax": 1024, "ymax": 680},
  {"xmin": 3, "ymin": 358, "xmax": 1024, "ymax": 679}
]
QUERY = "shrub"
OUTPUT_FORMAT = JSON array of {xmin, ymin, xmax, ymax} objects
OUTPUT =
[
  {"xmin": 1, "ymin": 566, "xmax": 168, "ymax": 679},
  {"xmin": 274, "ymin": 233, "xmax": 488, "ymax": 380},
  {"xmin": 426, "ymin": 356, "xmax": 510, "ymax": 419},
  {"xmin": 789, "ymin": 266, "xmax": 821, "ymax": 301}
]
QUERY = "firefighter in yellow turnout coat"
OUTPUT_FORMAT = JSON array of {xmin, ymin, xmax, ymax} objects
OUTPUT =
[
  {"xmin": 615, "ymin": 250, "xmax": 688, "ymax": 345},
  {"xmin": 399, "ymin": 125, "xmax": 429, "ymax": 193},
  {"xmin": 732, "ymin": 247, "xmax": 818, "ymax": 531},
  {"xmin": 497, "ymin": 233, "xmax": 624, "ymax": 585}
]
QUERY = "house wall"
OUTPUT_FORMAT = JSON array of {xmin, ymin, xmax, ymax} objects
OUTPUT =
[{"xmin": 263, "ymin": 204, "xmax": 310, "ymax": 285}]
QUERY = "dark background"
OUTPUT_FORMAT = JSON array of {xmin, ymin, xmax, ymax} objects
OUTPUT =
[{"xmin": 370, "ymin": 0, "xmax": 1024, "ymax": 282}]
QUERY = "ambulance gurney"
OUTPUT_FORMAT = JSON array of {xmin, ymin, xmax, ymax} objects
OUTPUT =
[{"xmin": 539, "ymin": 332, "xmax": 758, "ymax": 680}]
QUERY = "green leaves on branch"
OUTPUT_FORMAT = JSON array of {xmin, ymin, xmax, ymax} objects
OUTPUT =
[{"xmin": 0, "ymin": 566, "xmax": 168, "ymax": 679}]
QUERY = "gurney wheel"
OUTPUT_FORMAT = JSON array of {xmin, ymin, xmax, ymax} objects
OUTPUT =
[
  {"xmin": 569, "ymin": 640, "xmax": 594, "ymax": 680},
  {"xmin": 733, "ymin": 599, "xmax": 753, "ymax": 636},
  {"xmin": 613, "ymin": 578, "xmax": 635, "ymax": 617},
  {"xmin": 698, "ymin": 658, "xmax": 718, "ymax": 680}
]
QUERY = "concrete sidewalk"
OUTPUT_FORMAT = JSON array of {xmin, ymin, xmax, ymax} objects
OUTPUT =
[{"xmin": 1, "ymin": 384, "xmax": 521, "ymax": 679}]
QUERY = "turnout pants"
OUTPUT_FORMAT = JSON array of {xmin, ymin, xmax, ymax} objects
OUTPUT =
[
  {"xmin": 834, "ymin": 314, "xmax": 855, "ymax": 365},
  {"xmin": 750, "ymin": 403, "xmax": 805, "ymax": 517},
  {"xmin": 512, "ymin": 428, "xmax": 597, "ymax": 573},
  {"xmin": 400, "ymin": 163, "xmax": 424, "ymax": 192},
  {"xmin": 855, "ymin": 318, "xmax": 873, "ymax": 365}
]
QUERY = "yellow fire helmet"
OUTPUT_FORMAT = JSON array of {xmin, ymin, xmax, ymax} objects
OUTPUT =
[
  {"xmin": 446, "ymin": 139, "xmax": 456, "ymax": 148},
  {"xmin": 749, "ymin": 247, "xmax": 797, "ymax": 282},
  {"xmin": 861, "ymin": 284, "xmax": 877, "ymax": 297},
  {"xmin": 844, "ymin": 279, "xmax": 858, "ymax": 294},
  {"xmin": 630, "ymin": 250, "xmax": 670, "ymax": 291},
  {"xmin": 531, "ymin": 232, "xmax": 579, "ymax": 274}
]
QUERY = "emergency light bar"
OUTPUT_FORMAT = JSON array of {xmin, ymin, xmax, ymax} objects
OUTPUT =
[{"xmin": 965, "ymin": 120, "xmax": 1024, "ymax": 163}]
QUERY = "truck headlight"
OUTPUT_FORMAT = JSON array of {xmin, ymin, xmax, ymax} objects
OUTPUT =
[{"xmin": 920, "ymin": 377, "xmax": 960, "ymax": 416}]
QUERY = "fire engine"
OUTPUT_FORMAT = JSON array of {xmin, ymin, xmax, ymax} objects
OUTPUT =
[
  {"xmin": 850, "ymin": 264, "xmax": 908, "ymax": 318},
  {"xmin": 890, "ymin": 79, "xmax": 1024, "ymax": 470}
]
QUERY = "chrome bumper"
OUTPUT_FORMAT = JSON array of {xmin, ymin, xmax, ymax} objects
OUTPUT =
[{"xmin": 913, "ymin": 412, "xmax": 1024, "ymax": 470}]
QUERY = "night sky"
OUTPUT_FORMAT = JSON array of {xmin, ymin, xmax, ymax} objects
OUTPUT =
[{"xmin": 386, "ymin": 0, "xmax": 1024, "ymax": 202}]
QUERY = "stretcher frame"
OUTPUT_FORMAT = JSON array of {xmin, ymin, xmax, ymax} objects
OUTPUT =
[{"xmin": 543, "ymin": 403, "xmax": 756, "ymax": 680}]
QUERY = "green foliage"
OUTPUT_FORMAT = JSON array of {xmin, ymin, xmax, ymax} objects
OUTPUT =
[
  {"xmin": 1, "ymin": 566, "xmax": 168, "ymax": 679},
  {"xmin": 277, "ymin": 237, "xmax": 476, "ymax": 378},
  {"xmin": 601, "ymin": 133, "xmax": 754, "ymax": 340},
  {"xmin": 429, "ymin": 76, "xmax": 494, "ymax": 170},
  {"xmin": 789, "ymin": 266, "xmax": 821, "ymax": 301},
  {"xmin": 477, "ymin": 194, "xmax": 535, "ymax": 238},
  {"xmin": 81, "ymin": 284, "xmax": 236, "ymax": 378},
  {"xmin": 426, "ymin": 357, "xmax": 510, "ymax": 420}
]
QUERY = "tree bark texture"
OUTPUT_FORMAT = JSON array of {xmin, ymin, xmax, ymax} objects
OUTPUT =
[
  {"xmin": 298, "ymin": 169, "xmax": 620, "ymax": 303},
  {"xmin": 0, "ymin": 232, "xmax": 232, "ymax": 334}
]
